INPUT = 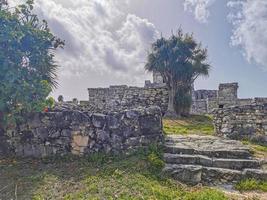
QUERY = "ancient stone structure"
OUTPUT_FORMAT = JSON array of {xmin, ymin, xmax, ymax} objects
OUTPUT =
[
  {"xmin": 88, "ymin": 85, "xmax": 169, "ymax": 113},
  {"xmin": 0, "ymin": 106, "xmax": 163, "ymax": 157},
  {"xmin": 87, "ymin": 72, "xmax": 265, "ymax": 115},
  {"xmin": 163, "ymin": 135, "xmax": 267, "ymax": 185},
  {"xmin": 213, "ymin": 104, "xmax": 267, "ymax": 145},
  {"xmin": 192, "ymin": 82, "xmax": 256, "ymax": 114}
]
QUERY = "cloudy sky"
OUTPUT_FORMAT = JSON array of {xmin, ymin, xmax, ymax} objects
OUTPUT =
[{"xmin": 9, "ymin": 0, "xmax": 267, "ymax": 100}]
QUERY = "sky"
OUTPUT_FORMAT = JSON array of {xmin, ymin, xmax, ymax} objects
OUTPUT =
[{"xmin": 9, "ymin": 0, "xmax": 267, "ymax": 100}]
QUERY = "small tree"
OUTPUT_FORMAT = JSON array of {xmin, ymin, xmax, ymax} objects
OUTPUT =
[
  {"xmin": 145, "ymin": 29, "xmax": 210, "ymax": 117},
  {"xmin": 0, "ymin": 0, "xmax": 64, "ymax": 130}
]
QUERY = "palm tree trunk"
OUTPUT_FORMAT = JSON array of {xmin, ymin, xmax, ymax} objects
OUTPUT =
[{"xmin": 164, "ymin": 79, "xmax": 178, "ymax": 118}]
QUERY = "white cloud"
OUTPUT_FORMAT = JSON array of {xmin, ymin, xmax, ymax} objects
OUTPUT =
[
  {"xmin": 227, "ymin": 0, "xmax": 267, "ymax": 69},
  {"xmin": 183, "ymin": 0, "xmax": 216, "ymax": 23},
  {"xmin": 8, "ymin": 0, "xmax": 159, "ymax": 83},
  {"xmin": 183, "ymin": 0, "xmax": 267, "ymax": 69}
]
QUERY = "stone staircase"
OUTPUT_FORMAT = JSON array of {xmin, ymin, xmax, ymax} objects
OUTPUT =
[{"xmin": 163, "ymin": 135, "xmax": 267, "ymax": 185}]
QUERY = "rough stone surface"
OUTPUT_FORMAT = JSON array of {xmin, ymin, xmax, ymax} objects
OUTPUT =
[
  {"xmin": 87, "ymin": 76, "xmax": 267, "ymax": 115},
  {"xmin": 163, "ymin": 135, "xmax": 267, "ymax": 185},
  {"xmin": 88, "ymin": 85, "xmax": 169, "ymax": 114},
  {"xmin": 165, "ymin": 135, "xmax": 251, "ymax": 159},
  {"xmin": 0, "ymin": 106, "xmax": 163, "ymax": 158},
  {"xmin": 213, "ymin": 104, "xmax": 267, "ymax": 145}
]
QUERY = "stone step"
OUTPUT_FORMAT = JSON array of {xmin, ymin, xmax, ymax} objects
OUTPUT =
[
  {"xmin": 163, "ymin": 164, "xmax": 267, "ymax": 185},
  {"xmin": 164, "ymin": 135, "xmax": 252, "ymax": 159},
  {"xmin": 164, "ymin": 153, "xmax": 261, "ymax": 170},
  {"xmin": 164, "ymin": 144, "xmax": 252, "ymax": 159}
]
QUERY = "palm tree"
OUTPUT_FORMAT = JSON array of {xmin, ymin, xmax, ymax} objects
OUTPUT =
[{"xmin": 145, "ymin": 29, "xmax": 210, "ymax": 117}]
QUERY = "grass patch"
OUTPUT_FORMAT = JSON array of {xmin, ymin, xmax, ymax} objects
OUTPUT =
[
  {"xmin": 184, "ymin": 188, "xmax": 227, "ymax": 200},
  {"xmin": 0, "ymin": 146, "xmax": 229, "ymax": 200},
  {"xmin": 163, "ymin": 115, "xmax": 214, "ymax": 135},
  {"xmin": 242, "ymin": 140, "xmax": 267, "ymax": 160},
  {"xmin": 235, "ymin": 179, "xmax": 267, "ymax": 192}
]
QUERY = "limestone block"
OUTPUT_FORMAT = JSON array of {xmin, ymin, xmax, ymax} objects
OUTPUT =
[{"xmin": 71, "ymin": 135, "xmax": 89, "ymax": 155}]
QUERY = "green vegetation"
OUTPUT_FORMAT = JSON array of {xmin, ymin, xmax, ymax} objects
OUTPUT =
[
  {"xmin": 235, "ymin": 179, "xmax": 267, "ymax": 192},
  {"xmin": 0, "ymin": 146, "xmax": 229, "ymax": 200},
  {"xmin": 163, "ymin": 115, "xmax": 214, "ymax": 135},
  {"xmin": 242, "ymin": 140, "xmax": 267, "ymax": 160},
  {"xmin": 0, "ymin": 0, "xmax": 64, "ymax": 128},
  {"xmin": 145, "ymin": 28, "xmax": 210, "ymax": 117}
]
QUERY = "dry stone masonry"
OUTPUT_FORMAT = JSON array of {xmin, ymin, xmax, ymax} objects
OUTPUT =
[
  {"xmin": 88, "ymin": 85, "xmax": 168, "ymax": 113},
  {"xmin": 213, "ymin": 104, "xmax": 267, "ymax": 145},
  {"xmin": 0, "ymin": 106, "xmax": 163, "ymax": 157},
  {"xmin": 87, "ymin": 72, "xmax": 267, "ymax": 115}
]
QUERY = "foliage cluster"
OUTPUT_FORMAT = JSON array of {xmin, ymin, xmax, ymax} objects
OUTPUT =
[
  {"xmin": 0, "ymin": 0, "xmax": 63, "ymax": 128},
  {"xmin": 145, "ymin": 29, "xmax": 210, "ymax": 116}
]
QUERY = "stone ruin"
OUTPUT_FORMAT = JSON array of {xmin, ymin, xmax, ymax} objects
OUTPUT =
[
  {"xmin": 87, "ymin": 72, "xmax": 267, "ymax": 115},
  {"xmin": 0, "ymin": 106, "xmax": 163, "ymax": 157},
  {"xmin": 1, "ymin": 72, "xmax": 266, "ymax": 186},
  {"xmin": 213, "ymin": 103, "xmax": 267, "ymax": 145},
  {"xmin": 85, "ymin": 72, "xmax": 267, "ymax": 145},
  {"xmin": 1, "ymin": 71, "xmax": 267, "ymax": 158}
]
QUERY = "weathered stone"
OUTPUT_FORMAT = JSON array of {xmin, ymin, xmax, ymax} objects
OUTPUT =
[
  {"xmin": 125, "ymin": 110, "xmax": 139, "ymax": 119},
  {"xmin": 71, "ymin": 135, "xmax": 89, "ymax": 155},
  {"xmin": 164, "ymin": 164, "xmax": 202, "ymax": 185},
  {"xmin": 96, "ymin": 130, "xmax": 110, "ymax": 142},
  {"xmin": 163, "ymin": 135, "xmax": 267, "ymax": 185},
  {"xmin": 61, "ymin": 129, "xmax": 72, "ymax": 137},
  {"xmin": 202, "ymin": 167, "xmax": 242, "ymax": 184},
  {"xmin": 213, "ymin": 104, "xmax": 267, "ymax": 144},
  {"xmin": 140, "ymin": 115, "xmax": 162, "ymax": 135},
  {"xmin": 92, "ymin": 114, "xmax": 106, "ymax": 128},
  {"xmin": 243, "ymin": 169, "xmax": 267, "ymax": 181},
  {"xmin": 2, "ymin": 107, "xmax": 163, "ymax": 157},
  {"xmin": 213, "ymin": 158, "xmax": 261, "ymax": 170},
  {"xmin": 165, "ymin": 135, "xmax": 251, "ymax": 159},
  {"xmin": 107, "ymin": 114, "xmax": 121, "ymax": 129},
  {"xmin": 35, "ymin": 127, "xmax": 49, "ymax": 141},
  {"xmin": 164, "ymin": 153, "xmax": 212, "ymax": 166}
]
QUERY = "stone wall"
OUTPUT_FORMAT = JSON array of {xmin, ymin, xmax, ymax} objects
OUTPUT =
[
  {"xmin": 86, "ymin": 82, "xmax": 267, "ymax": 115},
  {"xmin": 193, "ymin": 90, "xmax": 217, "ymax": 100},
  {"xmin": 0, "ymin": 106, "xmax": 163, "ymax": 158},
  {"xmin": 88, "ymin": 85, "xmax": 168, "ymax": 113},
  {"xmin": 191, "ymin": 99, "xmax": 208, "ymax": 114},
  {"xmin": 213, "ymin": 104, "xmax": 267, "ymax": 145}
]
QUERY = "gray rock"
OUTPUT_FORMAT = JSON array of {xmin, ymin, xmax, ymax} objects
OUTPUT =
[
  {"xmin": 96, "ymin": 130, "xmax": 110, "ymax": 142},
  {"xmin": 92, "ymin": 114, "xmax": 106, "ymax": 128},
  {"xmin": 164, "ymin": 164, "xmax": 202, "ymax": 185}
]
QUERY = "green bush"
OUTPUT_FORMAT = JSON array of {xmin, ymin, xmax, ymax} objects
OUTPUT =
[{"xmin": 45, "ymin": 97, "xmax": 55, "ymax": 109}]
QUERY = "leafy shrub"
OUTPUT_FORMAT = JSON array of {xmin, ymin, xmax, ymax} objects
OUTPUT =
[{"xmin": 45, "ymin": 97, "xmax": 55, "ymax": 109}]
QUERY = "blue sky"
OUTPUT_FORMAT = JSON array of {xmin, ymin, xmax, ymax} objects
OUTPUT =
[
  {"xmin": 10, "ymin": 0, "xmax": 267, "ymax": 100},
  {"xmin": 130, "ymin": 0, "xmax": 267, "ymax": 98}
]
